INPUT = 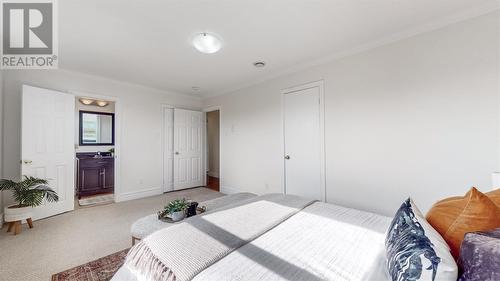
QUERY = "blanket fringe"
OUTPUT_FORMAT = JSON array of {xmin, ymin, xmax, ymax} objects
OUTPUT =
[{"xmin": 125, "ymin": 241, "xmax": 177, "ymax": 281}]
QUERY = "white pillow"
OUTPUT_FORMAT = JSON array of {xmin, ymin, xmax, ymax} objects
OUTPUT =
[{"xmin": 385, "ymin": 198, "xmax": 457, "ymax": 281}]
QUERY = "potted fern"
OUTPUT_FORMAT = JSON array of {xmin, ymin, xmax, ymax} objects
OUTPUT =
[{"xmin": 0, "ymin": 176, "xmax": 59, "ymax": 226}]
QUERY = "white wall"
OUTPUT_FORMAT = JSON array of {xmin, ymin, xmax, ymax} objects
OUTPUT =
[
  {"xmin": 204, "ymin": 12, "xmax": 500, "ymax": 216},
  {"xmin": 2, "ymin": 69, "xmax": 202, "ymax": 205},
  {"xmin": 206, "ymin": 110, "xmax": 220, "ymax": 178}
]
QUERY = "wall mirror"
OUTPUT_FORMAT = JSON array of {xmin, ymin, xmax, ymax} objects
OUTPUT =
[{"xmin": 79, "ymin": 111, "xmax": 115, "ymax": 145}]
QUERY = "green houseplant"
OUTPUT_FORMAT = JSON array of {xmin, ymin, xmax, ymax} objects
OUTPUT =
[
  {"xmin": 158, "ymin": 198, "xmax": 189, "ymax": 222},
  {"xmin": 0, "ymin": 176, "xmax": 59, "ymax": 225}
]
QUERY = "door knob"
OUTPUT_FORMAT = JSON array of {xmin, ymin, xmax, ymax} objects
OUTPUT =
[
  {"xmin": 175, "ymin": 152, "xmax": 180, "ymax": 155},
  {"xmin": 284, "ymin": 155, "xmax": 290, "ymax": 160}
]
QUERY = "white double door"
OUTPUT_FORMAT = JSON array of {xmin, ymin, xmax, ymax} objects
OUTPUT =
[
  {"xmin": 163, "ymin": 108, "xmax": 204, "ymax": 191},
  {"xmin": 283, "ymin": 84, "xmax": 325, "ymax": 201},
  {"xmin": 21, "ymin": 85, "xmax": 75, "ymax": 220}
]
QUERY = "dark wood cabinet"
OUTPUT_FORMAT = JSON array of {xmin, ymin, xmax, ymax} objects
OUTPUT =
[{"xmin": 77, "ymin": 153, "xmax": 114, "ymax": 198}]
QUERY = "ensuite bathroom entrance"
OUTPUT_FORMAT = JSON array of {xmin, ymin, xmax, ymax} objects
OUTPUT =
[{"xmin": 75, "ymin": 96, "xmax": 116, "ymax": 207}]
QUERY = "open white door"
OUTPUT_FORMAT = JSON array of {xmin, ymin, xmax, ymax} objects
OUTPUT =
[
  {"xmin": 173, "ymin": 109, "xmax": 203, "ymax": 190},
  {"xmin": 22, "ymin": 85, "xmax": 75, "ymax": 220}
]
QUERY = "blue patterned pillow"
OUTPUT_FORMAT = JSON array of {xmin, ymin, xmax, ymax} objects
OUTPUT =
[{"xmin": 385, "ymin": 198, "xmax": 457, "ymax": 281}]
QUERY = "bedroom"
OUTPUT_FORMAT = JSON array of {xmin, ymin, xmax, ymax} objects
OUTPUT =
[{"xmin": 0, "ymin": 0, "xmax": 499, "ymax": 280}]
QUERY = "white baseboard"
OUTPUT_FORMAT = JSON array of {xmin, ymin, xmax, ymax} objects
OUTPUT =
[
  {"xmin": 220, "ymin": 186, "xmax": 242, "ymax": 195},
  {"xmin": 207, "ymin": 171, "xmax": 219, "ymax": 178},
  {"xmin": 115, "ymin": 187, "xmax": 163, "ymax": 202}
]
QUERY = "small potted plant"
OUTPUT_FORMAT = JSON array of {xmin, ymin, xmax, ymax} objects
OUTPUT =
[
  {"xmin": 158, "ymin": 198, "xmax": 189, "ymax": 222},
  {"xmin": 0, "ymin": 176, "xmax": 59, "ymax": 229}
]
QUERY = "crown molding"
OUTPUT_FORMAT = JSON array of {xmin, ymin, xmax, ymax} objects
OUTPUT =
[{"xmin": 206, "ymin": 3, "xmax": 499, "ymax": 98}]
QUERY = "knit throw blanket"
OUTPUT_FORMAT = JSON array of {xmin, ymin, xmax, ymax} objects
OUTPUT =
[{"xmin": 124, "ymin": 194, "xmax": 315, "ymax": 281}]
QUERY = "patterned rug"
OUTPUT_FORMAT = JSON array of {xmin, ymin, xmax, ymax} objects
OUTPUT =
[{"xmin": 51, "ymin": 249, "xmax": 129, "ymax": 281}]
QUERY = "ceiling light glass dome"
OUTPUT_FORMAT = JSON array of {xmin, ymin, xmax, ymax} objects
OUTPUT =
[{"xmin": 192, "ymin": 33, "xmax": 222, "ymax": 54}]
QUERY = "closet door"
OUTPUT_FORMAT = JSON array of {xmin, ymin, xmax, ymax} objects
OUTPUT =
[
  {"xmin": 173, "ymin": 109, "xmax": 204, "ymax": 190},
  {"xmin": 162, "ymin": 107, "xmax": 174, "ymax": 192},
  {"xmin": 283, "ymin": 84, "xmax": 325, "ymax": 201}
]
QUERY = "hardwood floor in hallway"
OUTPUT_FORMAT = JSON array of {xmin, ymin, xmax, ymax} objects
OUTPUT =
[{"xmin": 206, "ymin": 176, "xmax": 220, "ymax": 191}]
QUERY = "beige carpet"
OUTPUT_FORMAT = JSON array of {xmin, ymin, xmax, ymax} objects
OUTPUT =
[{"xmin": 0, "ymin": 187, "xmax": 223, "ymax": 281}]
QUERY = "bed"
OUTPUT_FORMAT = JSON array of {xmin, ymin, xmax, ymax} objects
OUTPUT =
[{"xmin": 112, "ymin": 194, "xmax": 392, "ymax": 281}]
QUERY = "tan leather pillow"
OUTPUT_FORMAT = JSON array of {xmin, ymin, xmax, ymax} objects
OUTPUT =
[
  {"xmin": 425, "ymin": 187, "xmax": 500, "ymax": 259},
  {"xmin": 486, "ymin": 188, "xmax": 500, "ymax": 206}
]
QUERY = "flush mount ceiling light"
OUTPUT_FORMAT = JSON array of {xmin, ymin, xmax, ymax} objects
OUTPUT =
[
  {"xmin": 253, "ymin": 61, "xmax": 266, "ymax": 68},
  {"xmin": 192, "ymin": 33, "xmax": 222, "ymax": 54},
  {"xmin": 79, "ymin": 98, "xmax": 94, "ymax": 105}
]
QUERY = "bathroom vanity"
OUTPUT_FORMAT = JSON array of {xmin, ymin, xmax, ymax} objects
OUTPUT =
[{"xmin": 76, "ymin": 152, "xmax": 114, "ymax": 198}]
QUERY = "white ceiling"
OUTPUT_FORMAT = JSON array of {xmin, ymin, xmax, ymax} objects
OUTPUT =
[{"xmin": 59, "ymin": 0, "xmax": 499, "ymax": 97}]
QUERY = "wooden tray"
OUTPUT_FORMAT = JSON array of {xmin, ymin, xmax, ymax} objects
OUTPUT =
[{"xmin": 158, "ymin": 206, "xmax": 206, "ymax": 223}]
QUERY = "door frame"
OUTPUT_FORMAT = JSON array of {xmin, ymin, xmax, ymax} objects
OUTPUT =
[
  {"xmin": 162, "ymin": 105, "xmax": 207, "ymax": 191},
  {"xmin": 69, "ymin": 90, "xmax": 122, "ymax": 201},
  {"xmin": 161, "ymin": 104, "xmax": 174, "ymax": 192},
  {"xmin": 203, "ymin": 105, "xmax": 222, "ymax": 190},
  {"xmin": 281, "ymin": 80, "xmax": 326, "ymax": 202}
]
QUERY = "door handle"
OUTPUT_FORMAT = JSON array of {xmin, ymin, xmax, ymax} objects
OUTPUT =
[
  {"xmin": 175, "ymin": 152, "xmax": 180, "ymax": 155},
  {"xmin": 22, "ymin": 160, "xmax": 33, "ymax": 164},
  {"xmin": 284, "ymin": 155, "xmax": 290, "ymax": 160}
]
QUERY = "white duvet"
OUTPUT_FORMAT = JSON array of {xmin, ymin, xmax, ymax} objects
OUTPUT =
[{"xmin": 113, "ymin": 202, "xmax": 392, "ymax": 281}]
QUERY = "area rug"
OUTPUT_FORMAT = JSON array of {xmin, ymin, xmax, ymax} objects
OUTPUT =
[
  {"xmin": 78, "ymin": 194, "xmax": 115, "ymax": 206},
  {"xmin": 51, "ymin": 249, "xmax": 128, "ymax": 281}
]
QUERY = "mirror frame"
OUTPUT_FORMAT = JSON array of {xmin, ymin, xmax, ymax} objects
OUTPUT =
[{"xmin": 79, "ymin": 110, "xmax": 115, "ymax": 146}]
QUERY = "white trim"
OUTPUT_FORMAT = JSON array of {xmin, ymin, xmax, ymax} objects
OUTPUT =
[
  {"xmin": 281, "ymin": 80, "xmax": 326, "ymax": 202},
  {"xmin": 202, "ymin": 112, "xmax": 207, "ymax": 187},
  {"xmin": 68, "ymin": 90, "xmax": 121, "ymax": 203},
  {"xmin": 161, "ymin": 104, "xmax": 175, "ymax": 193},
  {"xmin": 0, "ymin": 213, "xmax": 3, "ymax": 229},
  {"xmin": 70, "ymin": 91, "xmax": 120, "ymax": 102},
  {"xmin": 209, "ymin": 4, "xmax": 499, "ymax": 98},
  {"xmin": 115, "ymin": 187, "xmax": 163, "ymax": 202},
  {"xmin": 203, "ymin": 106, "xmax": 222, "ymax": 113},
  {"xmin": 220, "ymin": 185, "xmax": 241, "ymax": 195},
  {"xmin": 203, "ymin": 106, "xmax": 223, "ymax": 190}
]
